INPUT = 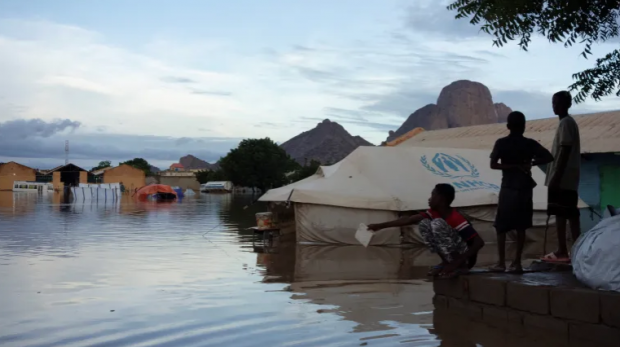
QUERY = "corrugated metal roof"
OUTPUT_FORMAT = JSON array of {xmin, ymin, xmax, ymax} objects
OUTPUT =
[{"xmin": 399, "ymin": 111, "xmax": 620, "ymax": 153}]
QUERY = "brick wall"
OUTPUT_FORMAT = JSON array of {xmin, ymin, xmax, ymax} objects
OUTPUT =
[{"xmin": 433, "ymin": 274, "xmax": 620, "ymax": 346}]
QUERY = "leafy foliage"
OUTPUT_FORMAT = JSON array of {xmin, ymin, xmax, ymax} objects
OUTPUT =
[
  {"xmin": 447, "ymin": 0, "xmax": 620, "ymax": 102},
  {"xmin": 195, "ymin": 169, "xmax": 228, "ymax": 184},
  {"xmin": 218, "ymin": 138, "xmax": 299, "ymax": 191},
  {"xmin": 120, "ymin": 158, "xmax": 153, "ymax": 176},
  {"xmin": 288, "ymin": 159, "xmax": 322, "ymax": 183},
  {"xmin": 91, "ymin": 160, "xmax": 112, "ymax": 171}
]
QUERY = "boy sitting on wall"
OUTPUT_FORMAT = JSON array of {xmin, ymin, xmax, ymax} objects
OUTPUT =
[{"xmin": 367, "ymin": 184, "xmax": 485, "ymax": 279}]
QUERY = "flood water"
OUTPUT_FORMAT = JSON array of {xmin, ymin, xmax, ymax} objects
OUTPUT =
[{"xmin": 0, "ymin": 192, "xmax": 558, "ymax": 347}]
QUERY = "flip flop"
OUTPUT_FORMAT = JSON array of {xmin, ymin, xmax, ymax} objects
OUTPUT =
[{"xmin": 541, "ymin": 252, "xmax": 571, "ymax": 264}]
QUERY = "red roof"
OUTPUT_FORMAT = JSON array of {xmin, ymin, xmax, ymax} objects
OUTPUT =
[{"xmin": 170, "ymin": 163, "xmax": 184, "ymax": 169}]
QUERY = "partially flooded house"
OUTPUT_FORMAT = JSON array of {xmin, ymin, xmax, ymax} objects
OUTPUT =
[
  {"xmin": 41, "ymin": 164, "xmax": 92, "ymax": 190},
  {"xmin": 0, "ymin": 162, "xmax": 36, "ymax": 191},
  {"xmin": 102, "ymin": 164, "xmax": 146, "ymax": 192}
]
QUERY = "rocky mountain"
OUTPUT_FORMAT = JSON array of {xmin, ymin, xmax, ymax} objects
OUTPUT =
[
  {"xmin": 386, "ymin": 80, "xmax": 513, "ymax": 142},
  {"xmin": 494, "ymin": 102, "xmax": 512, "ymax": 123},
  {"xmin": 149, "ymin": 165, "xmax": 161, "ymax": 173},
  {"xmin": 281, "ymin": 119, "xmax": 374, "ymax": 164},
  {"xmin": 179, "ymin": 155, "xmax": 218, "ymax": 170}
]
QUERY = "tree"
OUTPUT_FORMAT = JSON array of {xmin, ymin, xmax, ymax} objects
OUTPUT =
[
  {"xmin": 120, "ymin": 158, "xmax": 153, "ymax": 176},
  {"xmin": 219, "ymin": 138, "xmax": 299, "ymax": 192},
  {"xmin": 195, "ymin": 169, "xmax": 228, "ymax": 184},
  {"xmin": 288, "ymin": 159, "xmax": 322, "ymax": 183},
  {"xmin": 447, "ymin": 0, "xmax": 620, "ymax": 102},
  {"xmin": 91, "ymin": 160, "xmax": 111, "ymax": 171}
]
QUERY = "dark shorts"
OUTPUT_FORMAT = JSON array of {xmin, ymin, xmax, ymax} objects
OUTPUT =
[
  {"xmin": 547, "ymin": 189, "xmax": 580, "ymax": 219},
  {"xmin": 494, "ymin": 188, "xmax": 533, "ymax": 233}
]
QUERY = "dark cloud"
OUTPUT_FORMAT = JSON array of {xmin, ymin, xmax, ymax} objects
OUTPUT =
[
  {"xmin": 0, "ymin": 118, "xmax": 80, "ymax": 140},
  {"xmin": 161, "ymin": 76, "xmax": 196, "ymax": 84},
  {"xmin": 0, "ymin": 119, "xmax": 241, "ymax": 169},
  {"xmin": 175, "ymin": 137, "xmax": 193, "ymax": 146}
]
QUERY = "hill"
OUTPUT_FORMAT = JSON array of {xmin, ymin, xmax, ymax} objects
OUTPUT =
[
  {"xmin": 179, "ymin": 155, "xmax": 219, "ymax": 170},
  {"xmin": 386, "ymin": 80, "xmax": 513, "ymax": 142},
  {"xmin": 281, "ymin": 119, "xmax": 373, "ymax": 164}
]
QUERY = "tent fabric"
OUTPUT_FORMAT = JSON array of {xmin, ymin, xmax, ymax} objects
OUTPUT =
[
  {"xmin": 261, "ymin": 146, "xmax": 579, "ymax": 211},
  {"xmin": 135, "ymin": 184, "xmax": 177, "ymax": 200},
  {"xmin": 294, "ymin": 244, "xmax": 408, "ymax": 282},
  {"xmin": 295, "ymin": 203, "xmax": 555, "ymax": 245},
  {"xmin": 295, "ymin": 203, "xmax": 401, "ymax": 245},
  {"xmin": 260, "ymin": 146, "xmax": 585, "ymax": 245},
  {"xmin": 572, "ymin": 215, "xmax": 620, "ymax": 292}
]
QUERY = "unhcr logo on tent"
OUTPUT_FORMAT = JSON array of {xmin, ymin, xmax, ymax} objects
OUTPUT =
[
  {"xmin": 420, "ymin": 153, "xmax": 479, "ymax": 179},
  {"xmin": 421, "ymin": 153, "xmax": 499, "ymax": 193}
]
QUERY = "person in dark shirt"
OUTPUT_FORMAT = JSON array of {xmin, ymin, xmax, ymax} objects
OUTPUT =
[
  {"xmin": 367, "ymin": 184, "xmax": 485, "ymax": 279},
  {"xmin": 489, "ymin": 111, "xmax": 554, "ymax": 273}
]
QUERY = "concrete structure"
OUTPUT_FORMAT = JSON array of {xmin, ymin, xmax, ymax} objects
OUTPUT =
[
  {"xmin": 0, "ymin": 162, "xmax": 36, "ymax": 191},
  {"xmin": 396, "ymin": 111, "xmax": 620, "ymax": 230},
  {"xmin": 434, "ymin": 271, "xmax": 620, "ymax": 346},
  {"xmin": 91, "ymin": 166, "xmax": 113, "ymax": 178},
  {"xmin": 102, "ymin": 164, "xmax": 146, "ymax": 192},
  {"xmin": 43, "ymin": 164, "xmax": 91, "ymax": 190},
  {"xmin": 169, "ymin": 163, "xmax": 184, "ymax": 171},
  {"xmin": 158, "ymin": 171, "xmax": 200, "ymax": 191}
]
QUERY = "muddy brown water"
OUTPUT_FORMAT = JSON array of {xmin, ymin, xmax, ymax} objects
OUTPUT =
[{"xmin": 0, "ymin": 192, "xmax": 563, "ymax": 346}]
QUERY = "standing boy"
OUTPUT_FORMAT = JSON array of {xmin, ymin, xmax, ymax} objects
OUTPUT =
[
  {"xmin": 367, "ymin": 184, "xmax": 485, "ymax": 278},
  {"xmin": 542, "ymin": 91, "xmax": 581, "ymax": 263},
  {"xmin": 489, "ymin": 111, "xmax": 554, "ymax": 273}
]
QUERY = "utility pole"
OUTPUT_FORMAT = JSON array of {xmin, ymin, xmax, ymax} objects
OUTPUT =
[{"xmin": 65, "ymin": 140, "xmax": 69, "ymax": 165}]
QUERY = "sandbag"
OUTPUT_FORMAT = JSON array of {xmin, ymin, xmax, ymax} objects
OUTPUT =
[{"xmin": 572, "ymin": 215, "xmax": 620, "ymax": 292}]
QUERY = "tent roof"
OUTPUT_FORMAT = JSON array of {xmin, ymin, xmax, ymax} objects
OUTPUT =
[
  {"xmin": 260, "ymin": 146, "xmax": 572, "ymax": 211},
  {"xmin": 397, "ymin": 111, "xmax": 620, "ymax": 154}
]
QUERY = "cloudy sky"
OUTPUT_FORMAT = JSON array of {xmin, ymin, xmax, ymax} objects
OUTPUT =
[{"xmin": 1, "ymin": 0, "xmax": 619, "ymax": 170}]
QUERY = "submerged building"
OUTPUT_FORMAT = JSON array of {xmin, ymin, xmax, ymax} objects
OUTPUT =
[
  {"xmin": 0, "ymin": 162, "xmax": 36, "ymax": 191},
  {"xmin": 102, "ymin": 164, "xmax": 146, "ymax": 192}
]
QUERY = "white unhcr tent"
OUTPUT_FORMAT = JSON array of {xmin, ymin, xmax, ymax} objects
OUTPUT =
[{"xmin": 260, "ymin": 146, "xmax": 587, "ymax": 246}]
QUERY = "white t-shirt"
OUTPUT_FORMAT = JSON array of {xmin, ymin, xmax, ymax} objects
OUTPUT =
[{"xmin": 545, "ymin": 116, "xmax": 581, "ymax": 191}]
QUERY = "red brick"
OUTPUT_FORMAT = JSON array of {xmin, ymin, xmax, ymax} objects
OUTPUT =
[
  {"xmin": 433, "ymin": 277, "xmax": 466, "ymax": 299},
  {"xmin": 569, "ymin": 322, "xmax": 620, "ymax": 347},
  {"xmin": 507, "ymin": 282, "xmax": 550, "ymax": 315},
  {"xmin": 448, "ymin": 297, "xmax": 482, "ymax": 320},
  {"xmin": 550, "ymin": 287, "xmax": 599, "ymax": 323},
  {"xmin": 468, "ymin": 275, "xmax": 507, "ymax": 306},
  {"xmin": 600, "ymin": 291, "xmax": 620, "ymax": 329}
]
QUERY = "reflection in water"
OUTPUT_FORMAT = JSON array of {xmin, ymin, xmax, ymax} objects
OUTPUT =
[{"xmin": 0, "ymin": 192, "xmax": 555, "ymax": 346}]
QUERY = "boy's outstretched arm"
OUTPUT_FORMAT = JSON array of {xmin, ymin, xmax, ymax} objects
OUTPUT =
[{"xmin": 367, "ymin": 214, "xmax": 424, "ymax": 232}]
